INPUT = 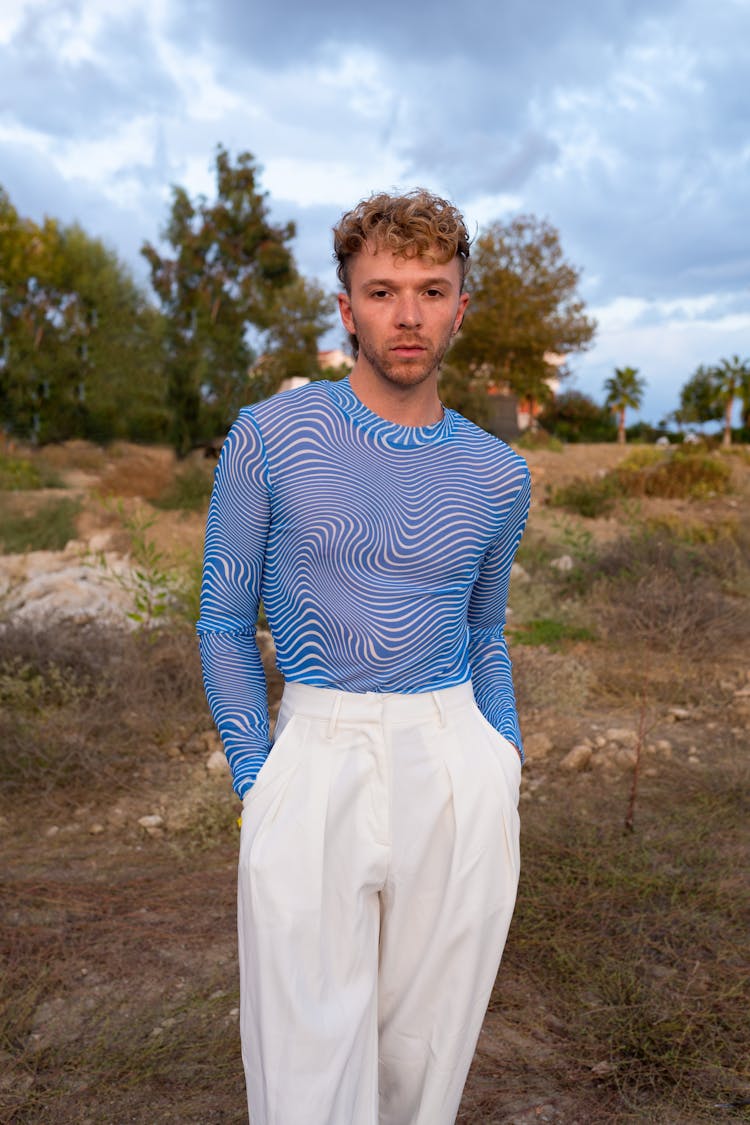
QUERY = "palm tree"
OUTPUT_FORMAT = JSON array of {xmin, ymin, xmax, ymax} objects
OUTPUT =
[
  {"xmin": 714, "ymin": 355, "xmax": 750, "ymax": 446},
  {"xmin": 604, "ymin": 366, "xmax": 646, "ymax": 444}
]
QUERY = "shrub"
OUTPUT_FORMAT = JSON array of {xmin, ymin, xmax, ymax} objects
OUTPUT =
[
  {"xmin": 152, "ymin": 465, "xmax": 214, "ymax": 511},
  {"xmin": 614, "ymin": 448, "xmax": 731, "ymax": 499},
  {"xmin": 548, "ymin": 476, "xmax": 616, "ymax": 518},
  {"xmin": 0, "ymin": 453, "xmax": 62, "ymax": 490},
  {"xmin": 0, "ymin": 496, "xmax": 80, "ymax": 553}
]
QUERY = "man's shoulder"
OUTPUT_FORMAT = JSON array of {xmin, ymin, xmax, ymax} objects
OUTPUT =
[
  {"xmin": 450, "ymin": 411, "xmax": 530, "ymax": 481},
  {"xmin": 240, "ymin": 379, "xmax": 331, "ymax": 429}
]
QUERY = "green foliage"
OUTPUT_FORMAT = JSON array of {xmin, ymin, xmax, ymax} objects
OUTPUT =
[
  {"xmin": 549, "ymin": 475, "xmax": 617, "ymax": 518},
  {"xmin": 0, "ymin": 186, "xmax": 167, "ymax": 445},
  {"xmin": 143, "ymin": 147, "xmax": 333, "ymax": 453},
  {"xmin": 615, "ymin": 447, "xmax": 731, "ymax": 499},
  {"xmin": 511, "ymin": 617, "xmax": 595, "ymax": 648},
  {"xmin": 514, "ymin": 430, "xmax": 564, "ymax": 452},
  {"xmin": 95, "ymin": 503, "xmax": 201, "ymax": 629},
  {"xmin": 0, "ymin": 496, "xmax": 80, "ymax": 553},
  {"xmin": 603, "ymin": 365, "xmax": 646, "ymax": 443},
  {"xmin": 152, "ymin": 464, "xmax": 214, "ymax": 511},
  {"xmin": 0, "ymin": 452, "xmax": 61, "ymax": 490},
  {"xmin": 538, "ymin": 389, "xmax": 617, "ymax": 443},
  {"xmin": 448, "ymin": 215, "xmax": 596, "ymax": 408}
]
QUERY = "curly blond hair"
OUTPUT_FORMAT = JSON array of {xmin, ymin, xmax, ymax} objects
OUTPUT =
[{"xmin": 333, "ymin": 189, "xmax": 471, "ymax": 292}]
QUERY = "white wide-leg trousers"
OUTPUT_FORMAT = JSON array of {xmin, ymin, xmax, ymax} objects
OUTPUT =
[{"xmin": 237, "ymin": 681, "xmax": 522, "ymax": 1125}]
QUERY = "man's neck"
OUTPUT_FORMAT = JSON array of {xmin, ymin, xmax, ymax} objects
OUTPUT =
[{"xmin": 348, "ymin": 366, "xmax": 444, "ymax": 428}]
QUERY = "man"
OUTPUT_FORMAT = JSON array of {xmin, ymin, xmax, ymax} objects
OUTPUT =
[{"xmin": 197, "ymin": 189, "xmax": 531, "ymax": 1125}]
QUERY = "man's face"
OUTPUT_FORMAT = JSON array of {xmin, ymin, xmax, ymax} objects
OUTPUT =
[{"xmin": 337, "ymin": 243, "xmax": 469, "ymax": 390}]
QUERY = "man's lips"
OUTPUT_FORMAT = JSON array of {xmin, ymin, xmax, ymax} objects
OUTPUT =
[{"xmin": 390, "ymin": 343, "xmax": 427, "ymax": 355}]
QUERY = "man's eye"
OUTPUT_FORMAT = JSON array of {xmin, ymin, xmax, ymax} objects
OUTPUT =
[
  {"xmin": 425, "ymin": 288, "xmax": 444, "ymax": 297},
  {"xmin": 370, "ymin": 289, "xmax": 390, "ymax": 298}
]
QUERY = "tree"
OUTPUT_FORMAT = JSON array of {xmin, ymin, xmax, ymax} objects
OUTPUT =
[
  {"xmin": 538, "ymin": 389, "xmax": 617, "ymax": 443},
  {"xmin": 676, "ymin": 357, "xmax": 750, "ymax": 445},
  {"xmin": 447, "ymin": 215, "xmax": 596, "ymax": 420},
  {"xmin": 715, "ymin": 355, "xmax": 750, "ymax": 446},
  {"xmin": 604, "ymin": 366, "xmax": 645, "ymax": 444},
  {"xmin": 0, "ymin": 187, "xmax": 166, "ymax": 444},
  {"xmin": 142, "ymin": 146, "xmax": 332, "ymax": 453}
]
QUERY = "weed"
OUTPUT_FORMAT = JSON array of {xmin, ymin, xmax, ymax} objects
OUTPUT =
[
  {"xmin": 95, "ymin": 501, "xmax": 199, "ymax": 629},
  {"xmin": 152, "ymin": 465, "xmax": 214, "ymax": 512},
  {"xmin": 549, "ymin": 475, "xmax": 616, "ymax": 518},
  {"xmin": 0, "ymin": 453, "xmax": 62, "ymax": 490},
  {"xmin": 615, "ymin": 448, "xmax": 731, "ymax": 499},
  {"xmin": 515, "ymin": 431, "xmax": 565, "ymax": 453},
  {"xmin": 511, "ymin": 617, "xmax": 595, "ymax": 649},
  {"xmin": 0, "ymin": 496, "xmax": 80, "ymax": 553}
]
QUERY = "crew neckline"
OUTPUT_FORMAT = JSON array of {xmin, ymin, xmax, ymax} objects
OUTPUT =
[{"xmin": 323, "ymin": 375, "xmax": 456, "ymax": 449}]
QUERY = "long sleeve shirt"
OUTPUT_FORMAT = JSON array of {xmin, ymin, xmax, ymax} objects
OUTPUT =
[{"xmin": 197, "ymin": 375, "xmax": 531, "ymax": 799}]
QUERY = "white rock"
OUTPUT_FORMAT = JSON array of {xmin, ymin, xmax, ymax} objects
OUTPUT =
[
  {"xmin": 560, "ymin": 744, "xmax": 592, "ymax": 772},
  {"xmin": 510, "ymin": 562, "xmax": 530, "ymax": 583},
  {"xmin": 89, "ymin": 823, "xmax": 105, "ymax": 835},
  {"xmin": 138, "ymin": 814, "xmax": 164, "ymax": 830},
  {"xmin": 550, "ymin": 555, "xmax": 574, "ymax": 572},
  {"xmin": 206, "ymin": 749, "xmax": 230, "ymax": 775},
  {"xmin": 668, "ymin": 707, "xmax": 692, "ymax": 721}
]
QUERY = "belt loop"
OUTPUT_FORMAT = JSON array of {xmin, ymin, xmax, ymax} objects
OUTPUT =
[
  {"xmin": 431, "ymin": 691, "xmax": 446, "ymax": 728},
  {"xmin": 327, "ymin": 692, "xmax": 343, "ymax": 740}
]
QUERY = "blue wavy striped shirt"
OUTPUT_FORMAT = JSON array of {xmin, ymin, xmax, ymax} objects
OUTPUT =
[{"xmin": 197, "ymin": 375, "xmax": 531, "ymax": 799}]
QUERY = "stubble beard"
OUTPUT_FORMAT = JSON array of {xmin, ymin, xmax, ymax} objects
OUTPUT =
[{"xmin": 354, "ymin": 322, "xmax": 455, "ymax": 390}]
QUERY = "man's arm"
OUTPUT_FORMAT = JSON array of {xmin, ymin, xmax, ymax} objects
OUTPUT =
[
  {"xmin": 196, "ymin": 411, "xmax": 272, "ymax": 799},
  {"xmin": 467, "ymin": 470, "xmax": 531, "ymax": 761}
]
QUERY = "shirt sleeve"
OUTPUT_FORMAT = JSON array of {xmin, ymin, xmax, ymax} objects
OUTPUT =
[
  {"xmin": 467, "ymin": 467, "xmax": 531, "ymax": 760},
  {"xmin": 196, "ymin": 410, "xmax": 272, "ymax": 798}
]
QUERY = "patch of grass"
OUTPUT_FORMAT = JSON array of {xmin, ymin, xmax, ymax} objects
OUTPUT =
[
  {"xmin": 0, "ymin": 496, "xmax": 80, "ymax": 553},
  {"xmin": 515, "ymin": 431, "xmax": 565, "ymax": 452},
  {"xmin": 511, "ymin": 617, "xmax": 595, "ymax": 649},
  {"xmin": 152, "ymin": 465, "xmax": 214, "ymax": 512},
  {"xmin": 0, "ymin": 625, "xmax": 210, "ymax": 795},
  {"xmin": 508, "ymin": 762, "xmax": 750, "ymax": 1120},
  {"xmin": 0, "ymin": 453, "xmax": 62, "ymax": 490},
  {"xmin": 549, "ymin": 475, "xmax": 617, "ymax": 518},
  {"xmin": 615, "ymin": 447, "xmax": 732, "ymax": 499}
]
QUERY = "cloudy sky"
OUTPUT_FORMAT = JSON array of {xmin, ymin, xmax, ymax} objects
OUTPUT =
[{"xmin": 2, "ymin": 0, "xmax": 749, "ymax": 425}]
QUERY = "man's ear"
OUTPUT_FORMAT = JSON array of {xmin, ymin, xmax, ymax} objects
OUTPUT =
[
  {"xmin": 452, "ymin": 292, "xmax": 470, "ymax": 336},
  {"xmin": 337, "ymin": 291, "xmax": 355, "ymax": 335}
]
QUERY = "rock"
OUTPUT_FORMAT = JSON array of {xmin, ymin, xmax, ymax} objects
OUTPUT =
[
  {"xmin": 45, "ymin": 825, "xmax": 60, "ymax": 838},
  {"xmin": 523, "ymin": 731, "xmax": 553, "ymax": 760},
  {"xmin": 510, "ymin": 562, "xmax": 530, "ymax": 583},
  {"xmin": 560, "ymin": 744, "xmax": 592, "ymax": 772},
  {"xmin": 138, "ymin": 814, "xmax": 164, "ymax": 837},
  {"xmin": 667, "ymin": 707, "xmax": 692, "ymax": 721},
  {"xmin": 605, "ymin": 727, "xmax": 637, "ymax": 746},
  {"xmin": 89, "ymin": 823, "xmax": 105, "ymax": 835},
  {"xmin": 594, "ymin": 735, "xmax": 607, "ymax": 748},
  {"xmin": 206, "ymin": 749, "xmax": 230, "ymax": 775},
  {"xmin": 550, "ymin": 555, "xmax": 574, "ymax": 572}
]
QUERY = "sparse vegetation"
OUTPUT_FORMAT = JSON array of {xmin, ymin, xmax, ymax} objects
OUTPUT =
[
  {"xmin": 0, "ymin": 452, "xmax": 62, "ymax": 490},
  {"xmin": 0, "ymin": 495, "xmax": 80, "ymax": 553},
  {"xmin": 1, "ymin": 438, "xmax": 749, "ymax": 1123}
]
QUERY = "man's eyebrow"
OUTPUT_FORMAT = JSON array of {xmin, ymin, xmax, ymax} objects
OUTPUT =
[{"xmin": 360, "ymin": 276, "xmax": 457, "ymax": 289}]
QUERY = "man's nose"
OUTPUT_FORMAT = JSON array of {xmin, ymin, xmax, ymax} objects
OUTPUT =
[{"xmin": 395, "ymin": 296, "xmax": 422, "ymax": 328}]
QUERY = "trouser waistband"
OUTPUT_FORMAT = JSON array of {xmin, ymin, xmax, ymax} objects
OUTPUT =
[{"xmin": 280, "ymin": 680, "xmax": 476, "ymax": 732}]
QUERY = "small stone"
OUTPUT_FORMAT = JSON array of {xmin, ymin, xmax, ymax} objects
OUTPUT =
[
  {"xmin": 655, "ymin": 739, "xmax": 673, "ymax": 752},
  {"xmin": 560, "ymin": 744, "xmax": 592, "ymax": 772},
  {"xmin": 45, "ymin": 825, "xmax": 60, "ymax": 838},
  {"xmin": 89, "ymin": 823, "xmax": 105, "ymax": 835},
  {"xmin": 615, "ymin": 748, "xmax": 638, "ymax": 769},
  {"xmin": 510, "ymin": 562, "xmax": 530, "ymax": 583},
  {"xmin": 206, "ymin": 749, "xmax": 230, "ymax": 775},
  {"xmin": 166, "ymin": 744, "xmax": 182, "ymax": 759},
  {"xmin": 594, "ymin": 735, "xmax": 607, "ymax": 749},
  {"xmin": 138, "ymin": 814, "xmax": 164, "ymax": 829},
  {"xmin": 550, "ymin": 554, "xmax": 574, "ymax": 572},
  {"xmin": 688, "ymin": 756, "xmax": 701, "ymax": 766},
  {"xmin": 523, "ymin": 731, "xmax": 553, "ymax": 760},
  {"xmin": 643, "ymin": 767, "xmax": 659, "ymax": 777},
  {"xmin": 668, "ymin": 707, "xmax": 692, "ymax": 721},
  {"xmin": 605, "ymin": 728, "xmax": 637, "ymax": 746}
]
